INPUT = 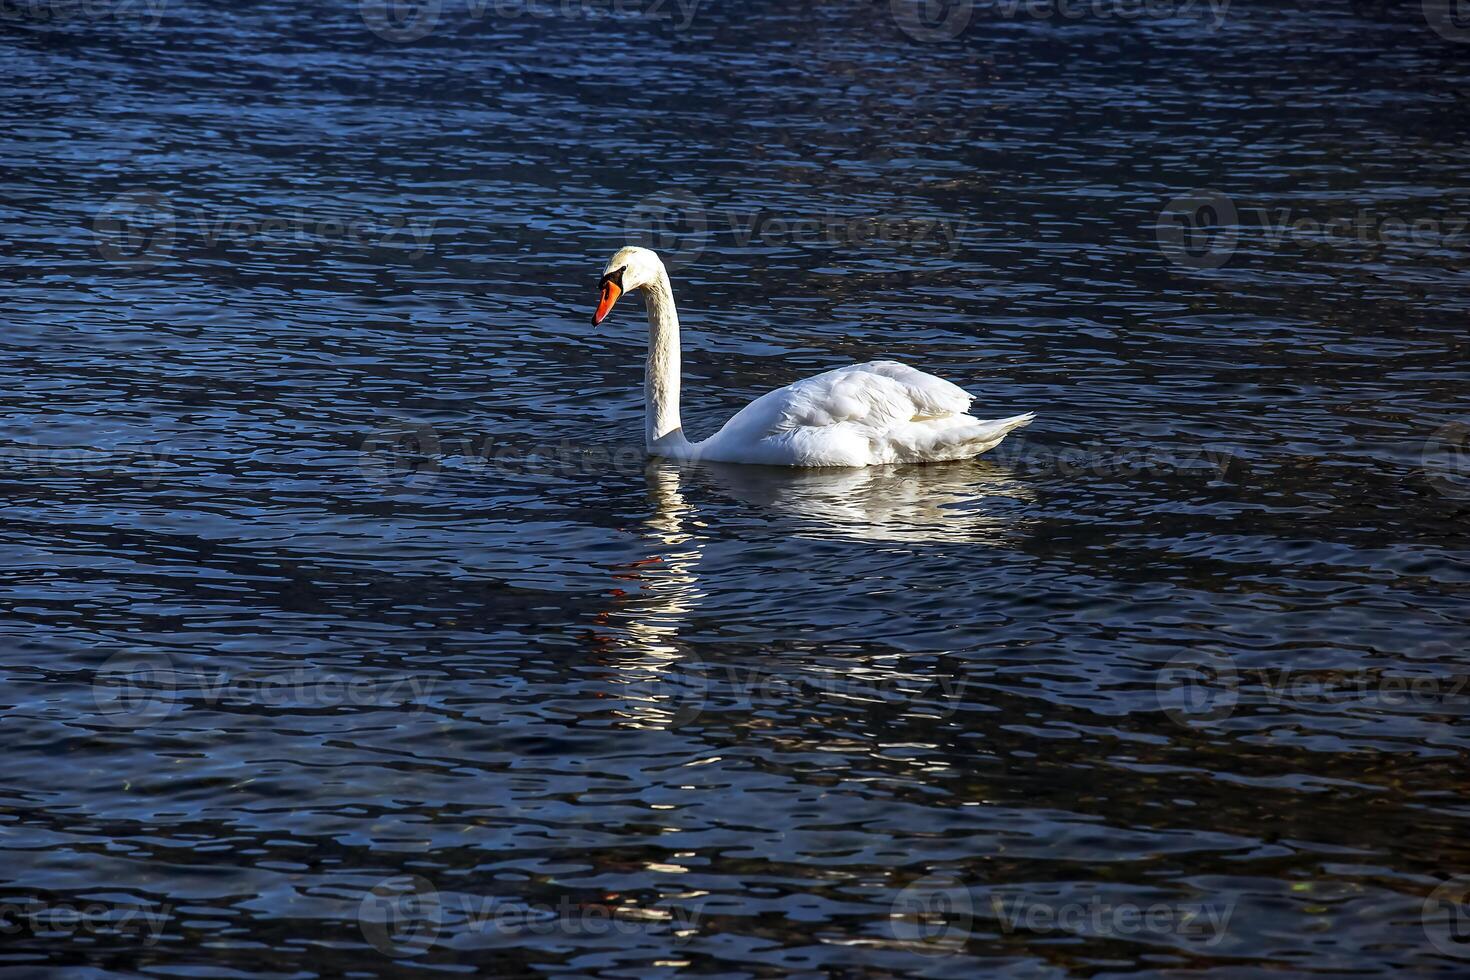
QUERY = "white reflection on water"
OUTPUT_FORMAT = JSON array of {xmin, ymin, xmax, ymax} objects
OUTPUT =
[
  {"xmin": 617, "ymin": 465, "xmax": 706, "ymax": 657},
  {"xmin": 600, "ymin": 465, "xmax": 709, "ymax": 728},
  {"xmin": 688, "ymin": 458, "xmax": 1035, "ymax": 544},
  {"xmin": 600, "ymin": 460, "xmax": 1032, "ymax": 727}
]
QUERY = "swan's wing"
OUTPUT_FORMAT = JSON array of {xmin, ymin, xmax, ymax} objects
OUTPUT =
[
  {"xmin": 844, "ymin": 360, "xmax": 973, "ymax": 421},
  {"xmin": 771, "ymin": 360, "xmax": 973, "ymax": 432},
  {"xmin": 698, "ymin": 360, "xmax": 1007, "ymax": 466}
]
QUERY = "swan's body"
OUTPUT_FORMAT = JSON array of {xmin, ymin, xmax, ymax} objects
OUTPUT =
[{"xmin": 592, "ymin": 247, "xmax": 1034, "ymax": 468}]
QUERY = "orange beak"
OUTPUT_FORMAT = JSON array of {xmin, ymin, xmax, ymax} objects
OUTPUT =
[{"xmin": 592, "ymin": 280, "xmax": 622, "ymax": 326}]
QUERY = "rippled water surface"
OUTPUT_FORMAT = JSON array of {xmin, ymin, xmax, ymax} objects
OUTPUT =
[{"xmin": 3, "ymin": 1, "xmax": 1470, "ymax": 975}]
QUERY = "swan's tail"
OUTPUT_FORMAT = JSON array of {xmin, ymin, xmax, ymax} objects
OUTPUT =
[
  {"xmin": 952, "ymin": 411, "xmax": 1034, "ymax": 461},
  {"xmin": 956, "ymin": 412, "xmax": 1034, "ymax": 457},
  {"xmin": 902, "ymin": 412, "xmax": 1035, "ymax": 463},
  {"xmin": 971, "ymin": 412, "xmax": 1035, "ymax": 443}
]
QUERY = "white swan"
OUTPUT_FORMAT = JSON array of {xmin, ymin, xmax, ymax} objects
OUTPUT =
[{"xmin": 592, "ymin": 246, "xmax": 1035, "ymax": 467}]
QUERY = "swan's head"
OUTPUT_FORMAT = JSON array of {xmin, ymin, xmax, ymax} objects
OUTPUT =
[{"xmin": 593, "ymin": 246, "xmax": 666, "ymax": 326}]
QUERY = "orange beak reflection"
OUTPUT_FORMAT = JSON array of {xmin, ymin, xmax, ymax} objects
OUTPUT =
[{"xmin": 592, "ymin": 280, "xmax": 622, "ymax": 326}]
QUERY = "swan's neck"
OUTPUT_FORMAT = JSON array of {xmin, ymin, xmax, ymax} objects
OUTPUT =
[{"xmin": 642, "ymin": 272, "xmax": 688, "ymax": 453}]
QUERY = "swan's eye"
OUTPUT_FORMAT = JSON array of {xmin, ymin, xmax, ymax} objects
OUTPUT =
[{"xmin": 600, "ymin": 266, "xmax": 626, "ymax": 290}]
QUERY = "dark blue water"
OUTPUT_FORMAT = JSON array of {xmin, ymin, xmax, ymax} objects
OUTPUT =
[{"xmin": 3, "ymin": 0, "xmax": 1469, "ymax": 975}]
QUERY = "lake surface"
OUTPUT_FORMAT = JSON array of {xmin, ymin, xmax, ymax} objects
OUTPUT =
[{"xmin": 2, "ymin": 0, "xmax": 1469, "ymax": 975}]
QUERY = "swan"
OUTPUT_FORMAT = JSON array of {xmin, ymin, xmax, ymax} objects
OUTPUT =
[{"xmin": 592, "ymin": 246, "xmax": 1035, "ymax": 467}]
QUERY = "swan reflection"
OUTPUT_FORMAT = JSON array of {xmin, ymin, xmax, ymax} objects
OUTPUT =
[
  {"xmin": 598, "ymin": 465, "xmax": 708, "ymax": 728},
  {"xmin": 612, "ymin": 465, "xmax": 705, "ymax": 657},
  {"xmin": 682, "ymin": 457, "xmax": 1034, "ymax": 544},
  {"xmin": 599, "ymin": 460, "xmax": 1031, "ymax": 727}
]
